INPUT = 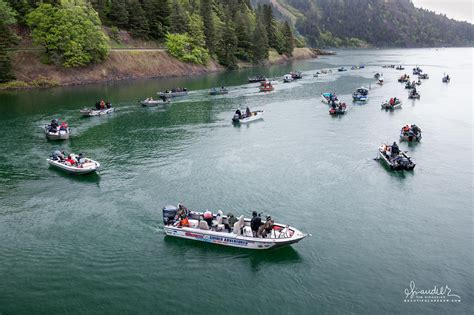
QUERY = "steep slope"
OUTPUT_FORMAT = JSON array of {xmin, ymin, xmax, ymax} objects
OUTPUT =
[{"xmin": 257, "ymin": 0, "xmax": 474, "ymax": 47}]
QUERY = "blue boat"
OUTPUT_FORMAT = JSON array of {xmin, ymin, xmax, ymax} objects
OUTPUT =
[{"xmin": 352, "ymin": 87, "xmax": 369, "ymax": 102}]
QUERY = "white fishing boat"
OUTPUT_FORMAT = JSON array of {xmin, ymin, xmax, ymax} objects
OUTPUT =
[
  {"xmin": 140, "ymin": 97, "xmax": 168, "ymax": 106},
  {"xmin": 162, "ymin": 205, "xmax": 308, "ymax": 250},
  {"xmin": 44, "ymin": 125, "xmax": 70, "ymax": 140},
  {"xmin": 408, "ymin": 90, "xmax": 421, "ymax": 99},
  {"xmin": 209, "ymin": 87, "xmax": 229, "ymax": 95},
  {"xmin": 47, "ymin": 155, "xmax": 100, "ymax": 175},
  {"xmin": 283, "ymin": 74, "xmax": 294, "ymax": 83},
  {"xmin": 378, "ymin": 144, "xmax": 416, "ymax": 171},
  {"xmin": 400, "ymin": 124, "xmax": 422, "ymax": 142},
  {"xmin": 381, "ymin": 98, "xmax": 402, "ymax": 109},
  {"xmin": 80, "ymin": 107, "xmax": 115, "ymax": 117},
  {"xmin": 44, "ymin": 119, "xmax": 70, "ymax": 140},
  {"xmin": 158, "ymin": 89, "xmax": 188, "ymax": 98},
  {"xmin": 232, "ymin": 110, "xmax": 263, "ymax": 124}
]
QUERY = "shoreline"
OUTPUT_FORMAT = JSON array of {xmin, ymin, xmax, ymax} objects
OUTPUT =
[{"xmin": 0, "ymin": 48, "xmax": 332, "ymax": 91}]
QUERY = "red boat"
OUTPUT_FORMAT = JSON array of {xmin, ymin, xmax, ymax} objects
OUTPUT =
[{"xmin": 259, "ymin": 81, "xmax": 274, "ymax": 92}]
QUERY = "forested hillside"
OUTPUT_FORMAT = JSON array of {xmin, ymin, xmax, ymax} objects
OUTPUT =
[
  {"xmin": 0, "ymin": 0, "xmax": 298, "ymax": 83},
  {"xmin": 253, "ymin": 0, "xmax": 474, "ymax": 47}
]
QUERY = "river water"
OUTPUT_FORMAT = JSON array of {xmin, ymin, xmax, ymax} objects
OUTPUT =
[{"xmin": 0, "ymin": 48, "xmax": 472, "ymax": 314}]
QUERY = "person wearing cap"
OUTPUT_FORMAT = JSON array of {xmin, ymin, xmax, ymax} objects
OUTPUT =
[
  {"xmin": 250, "ymin": 211, "xmax": 261, "ymax": 237},
  {"xmin": 258, "ymin": 216, "xmax": 274, "ymax": 238}
]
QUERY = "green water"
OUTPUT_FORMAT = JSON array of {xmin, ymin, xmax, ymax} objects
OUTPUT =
[{"xmin": 0, "ymin": 48, "xmax": 472, "ymax": 314}]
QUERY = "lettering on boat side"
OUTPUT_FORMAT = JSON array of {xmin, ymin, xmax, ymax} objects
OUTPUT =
[
  {"xmin": 403, "ymin": 281, "xmax": 461, "ymax": 303},
  {"xmin": 183, "ymin": 232, "xmax": 248, "ymax": 246}
]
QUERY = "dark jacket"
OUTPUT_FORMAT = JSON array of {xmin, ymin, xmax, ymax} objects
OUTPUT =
[{"xmin": 250, "ymin": 215, "xmax": 261, "ymax": 231}]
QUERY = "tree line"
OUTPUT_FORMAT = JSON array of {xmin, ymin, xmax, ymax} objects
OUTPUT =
[
  {"xmin": 0, "ymin": 0, "xmax": 297, "ymax": 83},
  {"xmin": 286, "ymin": 0, "xmax": 474, "ymax": 47}
]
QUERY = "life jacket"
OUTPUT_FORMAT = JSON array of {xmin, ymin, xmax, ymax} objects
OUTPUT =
[{"xmin": 180, "ymin": 218, "xmax": 189, "ymax": 227}]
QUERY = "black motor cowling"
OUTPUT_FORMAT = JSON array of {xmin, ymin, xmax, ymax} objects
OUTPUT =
[{"xmin": 163, "ymin": 205, "xmax": 177, "ymax": 225}]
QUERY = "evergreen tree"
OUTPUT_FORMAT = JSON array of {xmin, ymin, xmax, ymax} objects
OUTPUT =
[
  {"xmin": 216, "ymin": 18, "xmax": 237, "ymax": 68},
  {"xmin": 252, "ymin": 17, "xmax": 268, "ymax": 62},
  {"xmin": 262, "ymin": 4, "xmax": 277, "ymax": 49},
  {"xmin": 281, "ymin": 21, "xmax": 294, "ymax": 56},
  {"xmin": 169, "ymin": 0, "xmax": 189, "ymax": 34},
  {"xmin": 188, "ymin": 14, "xmax": 206, "ymax": 48},
  {"xmin": 200, "ymin": 0, "xmax": 215, "ymax": 53},
  {"xmin": 5, "ymin": 0, "xmax": 33, "ymax": 24},
  {"xmin": 233, "ymin": 10, "xmax": 253, "ymax": 61},
  {"xmin": 126, "ymin": 0, "xmax": 149, "ymax": 38},
  {"xmin": 0, "ymin": 0, "xmax": 17, "ymax": 82},
  {"xmin": 90, "ymin": 0, "xmax": 108, "ymax": 22},
  {"xmin": 109, "ymin": 0, "xmax": 128, "ymax": 28},
  {"xmin": 143, "ymin": 0, "xmax": 170, "ymax": 40}
]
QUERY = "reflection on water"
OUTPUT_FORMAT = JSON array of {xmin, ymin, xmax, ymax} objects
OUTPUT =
[
  {"xmin": 163, "ymin": 235, "xmax": 302, "ymax": 271},
  {"xmin": 47, "ymin": 166, "xmax": 102, "ymax": 185}
]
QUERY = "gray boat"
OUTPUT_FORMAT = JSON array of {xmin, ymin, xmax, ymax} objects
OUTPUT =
[{"xmin": 158, "ymin": 88, "xmax": 188, "ymax": 98}]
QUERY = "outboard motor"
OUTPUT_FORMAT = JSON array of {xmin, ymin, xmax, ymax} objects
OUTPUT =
[
  {"xmin": 399, "ymin": 157, "xmax": 410, "ymax": 169},
  {"xmin": 163, "ymin": 205, "xmax": 177, "ymax": 225}
]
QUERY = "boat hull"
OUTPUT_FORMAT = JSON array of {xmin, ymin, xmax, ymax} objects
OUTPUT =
[
  {"xmin": 209, "ymin": 90, "xmax": 228, "ymax": 95},
  {"xmin": 141, "ymin": 100, "xmax": 168, "ymax": 106},
  {"xmin": 353, "ymin": 96, "xmax": 368, "ymax": 102},
  {"xmin": 329, "ymin": 108, "xmax": 346, "ymax": 115},
  {"xmin": 44, "ymin": 127, "xmax": 70, "ymax": 140},
  {"xmin": 47, "ymin": 159, "xmax": 100, "ymax": 174},
  {"xmin": 400, "ymin": 132, "xmax": 422, "ymax": 142},
  {"xmin": 381, "ymin": 102, "xmax": 402, "ymax": 110},
  {"xmin": 163, "ymin": 226, "xmax": 307, "ymax": 250},
  {"xmin": 233, "ymin": 111, "xmax": 263, "ymax": 124},
  {"xmin": 378, "ymin": 150, "xmax": 415, "ymax": 171},
  {"xmin": 158, "ymin": 91, "xmax": 188, "ymax": 98},
  {"xmin": 80, "ymin": 108, "xmax": 115, "ymax": 116}
]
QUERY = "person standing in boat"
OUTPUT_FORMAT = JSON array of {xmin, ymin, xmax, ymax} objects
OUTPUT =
[
  {"xmin": 391, "ymin": 142, "xmax": 400, "ymax": 156},
  {"xmin": 246, "ymin": 107, "xmax": 251, "ymax": 118},
  {"xmin": 95, "ymin": 101, "xmax": 100, "ymax": 110},
  {"xmin": 250, "ymin": 211, "xmax": 262, "ymax": 237},
  {"xmin": 258, "ymin": 216, "xmax": 274, "ymax": 238},
  {"xmin": 100, "ymin": 100, "xmax": 105, "ymax": 109},
  {"xmin": 176, "ymin": 204, "xmax": 188, "ymax": 219}
]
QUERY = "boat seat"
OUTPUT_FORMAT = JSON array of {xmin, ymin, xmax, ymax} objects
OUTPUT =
[
  {"xmin": 243, "ymin": 226, "xmax": 252, "ymax": 237},
  {"xmin": 198, "ymin": 221, "xmax": 209, "ymax": 230},
  {"xmin": 233, "ymin": 215, "xmax": 245, "ymax": 235},
  {"xmin": 188, "ymin": 219, "xmax": 199, "ymax": 228}
]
